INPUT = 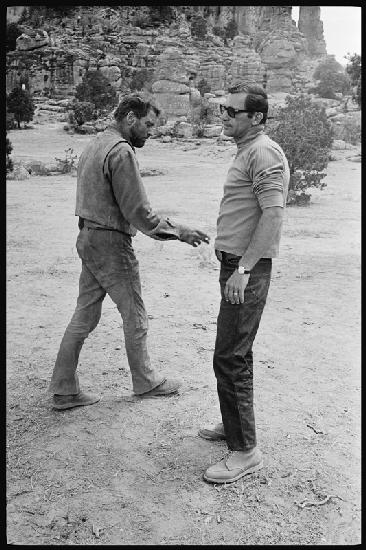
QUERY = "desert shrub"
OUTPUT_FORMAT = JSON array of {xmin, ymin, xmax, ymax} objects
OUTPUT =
[
  {"xmin": 132, "ymin": 13, "xmax": 151, "ymax": 28},
  {"xmin": 345, "ymin": 53, "xmax": 361, "ymax": 85},
  {"xmin": 191, "ymin": 16, "xmax": 207, "ymax": 40},
  {"xmin": 192, "ymin": 101, "xmax": 216, "ymax": 137},
  {"xmin": 267, "ymin": 94, "xmax": 333, "ymax": 206},
  {"xmin": 197, "ymin": 78, "xmax": 211, "ymax": 97},
  {"xmin": 130, "ymin": 68, "xmax": 153, "ymax": 92},
  {"xmin": 225, "ymin": 19, "xmax": 238, "ymax": 39},
  {"xmin": 213, "ymin": 26, "xmax": 225, "ymax": 38},
  {"xmin": 72, "ymin": 100, "xmax": 95, "ymax": 126},
  {"xmin": 345, "ymin": 53, "xmax": 361, "ymax": 107},
  {"xmin": 6, "ymin": 109, "xmax": 16, "ymax": 130},
  {"xmin": 75, "ymin": 70, "xmax": 118, "ymax": 112},
  {"xmin": 336, "ymin": 117, "xmax": 361, "ymax": 145},
  {"xmin": 311, "ymin": 57, "xmax": 351, "ymax": 99},
  {"xmin": 149, "ymin": 6, "xmax": 175, "ymax": 26},
  {"xmin": 55, "ymin": 148, "xmax": 78, "ymax": 174},
  {"xmin": 6, "ymin": 22, "xmax": 22, "ymax": 52},
  {"xmin": 6, "ymin": 134, "xmax": 13, "ymax": 174},
  {"xmin": 7, "ymin": 87, "xmax": 35, "ymax": 129},
  {"xmin": 355, "ymin": 79, "xmax": 361, "ymax": 108}
]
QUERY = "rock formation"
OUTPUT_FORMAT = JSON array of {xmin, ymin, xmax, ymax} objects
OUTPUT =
[
  {"xmin": 298, "ymin": 6, "xmax": 327, "ymax": 56},
  {"xmin": 6, "ymin": 6, "xmax": 330, "ymax": 117}
]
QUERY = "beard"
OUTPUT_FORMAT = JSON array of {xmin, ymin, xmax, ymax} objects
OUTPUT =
[{"xmin": 130, "ymin": 125, "xmax": 147, "ymax": 148}]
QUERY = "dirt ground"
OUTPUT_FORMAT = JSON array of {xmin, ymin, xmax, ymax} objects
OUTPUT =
[{"xmin": 7, "ymin": 123, "xmax": 361, "ymax": 545}]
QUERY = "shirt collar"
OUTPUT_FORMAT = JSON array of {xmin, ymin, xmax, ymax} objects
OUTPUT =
[
  {"xmin": 107, "ymin": 122, "xmax": 135, "ymax": 152},
  {"xmin": 235, "ymin": 125, "xmax": 264, "ymax": 149}
]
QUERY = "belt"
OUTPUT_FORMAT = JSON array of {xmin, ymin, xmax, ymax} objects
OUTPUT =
[
  {"xmin": 80, "ymin": 217, "xmax": 130, "ymax": 236},
  {"xmin": 215, "ymin": 250, "xmax": 240, "ymax": 262},
  {"xmin": 215, "ymin": 250, "xmax": 272, "ymax": 263}
]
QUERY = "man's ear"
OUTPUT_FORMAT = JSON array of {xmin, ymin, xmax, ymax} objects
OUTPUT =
[
  {"xmin": 126, "ymin": 111, "xmax": 136, "ymax": 126},
  {"xmin": 252, "ymin": 112, "xmax": 263, "ymax": 125}
]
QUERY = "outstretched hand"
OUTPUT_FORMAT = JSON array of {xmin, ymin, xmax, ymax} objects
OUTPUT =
[{"xmin": 179, "ymin": 226, "xmax": 210, "ymax": 247}]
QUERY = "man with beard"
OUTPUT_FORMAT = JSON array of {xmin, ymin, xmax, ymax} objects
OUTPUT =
[{"xmin": 49, "ymin": 94, "xmax": 209, "ymax": 410}]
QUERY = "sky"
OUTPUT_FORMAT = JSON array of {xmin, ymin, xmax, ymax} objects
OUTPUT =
[{"xmin": 292, "ymin": 6, "xmax": 361, "ymax": 65}]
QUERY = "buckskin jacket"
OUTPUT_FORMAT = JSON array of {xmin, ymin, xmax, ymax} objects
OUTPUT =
[{"xmin": 75, "ymin": 123, "xmax": 182, "ymax": 241}]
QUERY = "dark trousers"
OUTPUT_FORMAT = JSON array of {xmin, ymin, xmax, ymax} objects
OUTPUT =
[{"xmin": 213, "ymin": 252, "xmax": 272, "ymax": 451}]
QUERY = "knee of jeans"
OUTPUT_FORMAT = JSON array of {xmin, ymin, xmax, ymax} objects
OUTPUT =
[
  {"xmin": 123, "ymin": 323, "xmax": 148, "ymax": 339},
  {"xmin": 67, "ymin": 312, "xmax": 101, "ymax": 337}
]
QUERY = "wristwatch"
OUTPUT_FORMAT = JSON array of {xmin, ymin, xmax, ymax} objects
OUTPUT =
[{"xmin": 237, "ymin": 265, "xmax": 251, "ymax": 275}]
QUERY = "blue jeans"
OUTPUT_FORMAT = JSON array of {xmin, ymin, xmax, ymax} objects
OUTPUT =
[
  {"xmin": 213, "ymin": 251, "xmax": 272, "ymax": 451},
  {"xmin": 49, "ymin": 227, "xmax": 164, "ymax": 395}
]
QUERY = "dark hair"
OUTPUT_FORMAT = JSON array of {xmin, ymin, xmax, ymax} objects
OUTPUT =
[
  {"xmin": 227, "ymin": 82, "xmax": 268, "ymax": 124},
  {"xmin": 114, "ymin": 94, "xmax": 160, "ymax": 122}
]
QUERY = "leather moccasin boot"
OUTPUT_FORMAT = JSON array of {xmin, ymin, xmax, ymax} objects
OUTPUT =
[
  {"xmin": 198, "ymin": 422, "xmax": 226, "ymax": 441},
  {"xmin": 52, "ymin": 391, "xmax": 100, "ymax": 410},
  {"xmin": 136, "ymin": 379, "xmax": 180, "ymax": 398},
  {"xmin": 203, "ymin": 448, "xmax": 263, "ymax": 484}
]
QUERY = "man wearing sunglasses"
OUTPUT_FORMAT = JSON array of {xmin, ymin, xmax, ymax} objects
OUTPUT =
[{"xmin": 200, "ymin": 82, "xmax": 290, "ymax": 483}]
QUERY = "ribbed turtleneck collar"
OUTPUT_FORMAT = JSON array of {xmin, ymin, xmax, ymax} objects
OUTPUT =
[{"xmin": 235, "ymin": 125, "xmax": 264, "ymax": 149}]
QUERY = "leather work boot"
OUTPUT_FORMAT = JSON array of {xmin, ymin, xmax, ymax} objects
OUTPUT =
[
  {"xmin": 52, "ymin": 391, "xmax": 100, "ymax": 410},
  {"xmin": 136, "ymin": 378, "xmax": 180, "ymax": 398},
  {"xmin": 203, "ymin": 448, "xmax": 263, "ymax": 483},
  {"xmin": 198, "ymin": 422, "xmax": 226, "ymax": 441}
]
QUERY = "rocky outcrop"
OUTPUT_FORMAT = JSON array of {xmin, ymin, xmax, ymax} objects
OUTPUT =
[
  {"xmin": 6, "ymin": 6, "xmax": 332, "ymax": 118},
  {"xmin": 152, "ymin": 47, "xmax": 191, "ymax": 117},
  {"xmin": 229, "ymin": 35, "xmax": 264, "ymax": 87},
  {"xmin": 16, "ymin": 29, "xmax": 49, "ymax": 51},
  {"xmin": 298, "ymin": 6, "xmax": 327, "ymax": 56}
]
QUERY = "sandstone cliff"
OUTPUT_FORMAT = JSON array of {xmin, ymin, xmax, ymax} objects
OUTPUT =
[{"xmin": 6, "ymin": 6, "xmax": 328, "ymax": 118}]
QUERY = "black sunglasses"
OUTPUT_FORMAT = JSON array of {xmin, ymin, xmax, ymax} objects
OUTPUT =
[{"xmin": 219, "ymin": 104, "xmax": 251, "ymax": 118}]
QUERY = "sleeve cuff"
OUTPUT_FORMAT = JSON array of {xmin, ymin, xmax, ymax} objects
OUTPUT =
[
  {"xmin": 257, "ymin": 189, "xmax": 285, "ymax": 209},
  {"xmin": 148, "ymin": 218, "xmax": 181, "ymax": 240}
]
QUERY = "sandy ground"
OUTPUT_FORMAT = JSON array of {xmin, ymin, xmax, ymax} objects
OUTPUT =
[{"xmin": 7, "ymin": 123, "xmax": 361, "ymax": 545}]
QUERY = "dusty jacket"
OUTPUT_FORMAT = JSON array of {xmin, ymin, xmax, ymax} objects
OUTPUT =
[{"xmin": 75, "ymin": 124, "xmax": 181, "ymax": 240}]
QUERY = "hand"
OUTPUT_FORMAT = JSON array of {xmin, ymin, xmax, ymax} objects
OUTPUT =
[
  {"xmin": 179, "ymin": 226, "xmax": 210, "ymax": 247},
  {"xmin": 224, "ymin": 270, "xmax": 250, "ymax": 304}
]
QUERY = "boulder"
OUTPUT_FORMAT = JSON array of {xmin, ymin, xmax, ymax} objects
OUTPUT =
[
  {"xmin": 203, "ymin": 125, "xmax": 223, "ymax": 138},
  {"xmin": 7, "ymin": 163, "xmax": 31, "ymax": 180},
  {"xmin": 152, "ymin": 80, "xmax": 190, "ymax": 94},
  {"xmin": 325, "ymin": 107, "xmax": 339, "ymax": 118},
  {"xmin": 154, "ymin": 92, "xmax": 190, "ymax": 118},
  {"xmin": 16, "ymin": 29, "xmax": 49, "ymax": 51},
  {"xmin": 175, "ymin": 122, "xmax": 193, "ymax": 138},
  {"xmin": 217, "ymin": 133, "xmax": 233, "ymax": 142},
  {"xmin": 161, "ymin": 135, "xmax": 172, "ymax": 143},
  {"xmin": 75, "ymin": 124, "xmax": 97, "ymax": 135},
  {"xmin": 99, "ymin": 65, "xmax": 121, "ymax": 84},
  {"xmin": 23, "ymin": 160, "xmax": 50, "ymax": 176},
  {"xmin": 346, "ymin": 154, "xmax": 361, "ymax": 163},
  {"xmin": 332, "ymin": 140, "xmax": 348, "ymax": 150}
]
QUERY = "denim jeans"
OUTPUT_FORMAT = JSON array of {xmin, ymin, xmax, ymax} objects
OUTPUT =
[
  {"xmin": 49, "ymin": 227, "xmax": 164, "ymax": 395},
  {"xmin": 213, "ymin": 251, "xmax": 272, "ymax": 451}
]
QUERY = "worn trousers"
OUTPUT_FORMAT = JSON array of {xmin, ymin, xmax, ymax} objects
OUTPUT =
[
  {"xmin": 213, "ymin": 252, "xmax": 272, "ymax": 451},
  {"xmin": 49, "ymin": 227, "xmax": 164, "ymax": 396}
]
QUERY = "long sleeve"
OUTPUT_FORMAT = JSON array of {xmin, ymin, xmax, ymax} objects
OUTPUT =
[
  {"xmin": 106, "ymin": 144, "xmax": 181, "ymax": 240},
  {"xmin": 246, "ymin": 144, "xmax": 288, "ymax": 209}
]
